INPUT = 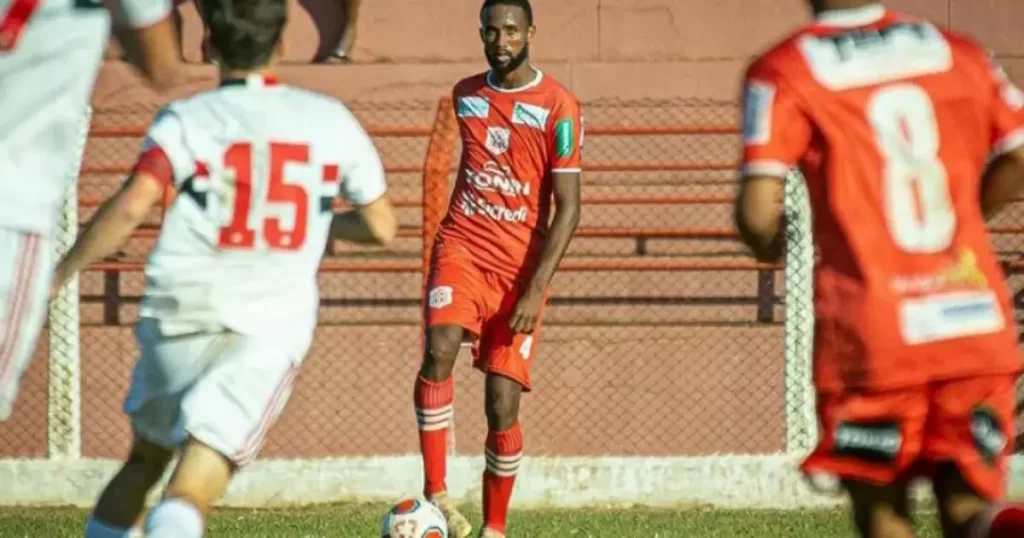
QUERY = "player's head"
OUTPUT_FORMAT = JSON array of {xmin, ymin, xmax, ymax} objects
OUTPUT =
[
  {"xmin": 479, "ymin": 0, "xmax": 535, "ymax": 75},
  {"xmin": 805, "ymin": 0, "xmax": 878, "ymax": 14},
  {"xmin": 202, "ymin": 0, "xmax": 287, "ymax": 72}
]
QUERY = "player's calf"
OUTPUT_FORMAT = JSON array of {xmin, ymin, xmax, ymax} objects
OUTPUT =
[
  {"xmin": 482, "ymin": 374, "xmax": 524, "ymax": 536},
  {"xmin": 844, "ymin": 480, "xmax": 917, "ymax": 538},
  {"xmin": 144, "ymin": 438, "xmax": 234, "ymax": 538},
  {"xmin": 416, "ymin": 324, "xmax": 464, "ymax": 498},
  {"xmin": 86, "ymin": 438, "xmax": 173, "ymax": 538}
]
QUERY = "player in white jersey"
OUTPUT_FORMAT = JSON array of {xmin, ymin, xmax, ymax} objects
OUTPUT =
[
  {"xmin": 0, "ymin": 0, "xmax": 185, "ymax": 421},
  {"xmin": 52, "ymin": 1, "xmax": 398, "ymax": 536}
]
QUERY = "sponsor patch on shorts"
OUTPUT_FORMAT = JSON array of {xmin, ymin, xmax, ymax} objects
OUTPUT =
[
  {"xmin": 428, "ymin": 286, "xmax": 453, "ymax": 309},
  {"xmin": 833, "ymin": 420, "xmax": 902, "ymax": 464},
  {"xmin": 971, "ymin": 406, "xmax": 1008, "ymax": 465}
]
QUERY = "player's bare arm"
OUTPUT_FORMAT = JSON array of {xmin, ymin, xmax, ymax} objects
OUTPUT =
[
  {"xmin": 735, "ymin": 174, "xmax": 785, "ymax": 262},
  {"xmin": 53, "ymin": 170, "xmax": 164, "ymax": 289},
  {"xmin": 330, "ymin": 195, "xmax": 398, "ymax": 246},
  {"xmin": 981, "ymin": 147, "xmax": 1024, "ymax": 219},
  {"xmin": 116, "ymin": 0, "xmax": 188, "ymax": 90},
  {"xmin": 509, "ymin": 170, "xmax": 581, "ymax": 334}
]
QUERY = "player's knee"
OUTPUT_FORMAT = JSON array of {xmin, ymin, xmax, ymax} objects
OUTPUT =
[
  {"xmin": 845, "ymin": 481, "xmax": 915, "ymax": 538},
  {"xmin": 127, "ymin": 438, "xmax": 174, "ymax": 482},
  {"xmin": 485, "ymin": 375, "xmax": 522, "ymax": 431},
  {"xmin": 163, "ymin": 439, "xmax": 234, "ymax": 515},
  {"xmin": 422, "ymin": 326, "xmax": 462, "ymax": 379},
  {"xmin": 933, "ymin": 464, "xmax": 991, "ymax": 536}
]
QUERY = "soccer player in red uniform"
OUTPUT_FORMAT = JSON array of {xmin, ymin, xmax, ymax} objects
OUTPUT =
[
  {"xmin": 413, "ymin": 1, "xmax": 582, "ymax": 536},
  {"xmin": 736, "ymin": 2, "xmax": 1024, "ymax": 537}
]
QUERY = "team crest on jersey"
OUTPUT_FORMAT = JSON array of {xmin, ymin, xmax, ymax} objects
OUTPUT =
[{"xmin": 486, "ymin": 127, "xmax": 511, "ymax": 155}]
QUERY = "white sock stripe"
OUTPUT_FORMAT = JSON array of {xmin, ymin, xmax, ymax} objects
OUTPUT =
[
  {"xmin": 415, "ymin": 403, "xmax": 454, "ymax": 417},
  {"xmin": 415, "ymin": 410, "xmax": 453, "ymax": 423},
  {"xmin": 485, "ymin": 455, "xmax": 521, "ymax": 473},
  {"xmin": 486, "ymin": 467, "xmax": 519, "ymax": 478},
  {"xmin": 419, "ymin": 421, "xmax": 450, "ymax": 432},
  {"xmin": 484, "ymin": 449, "xmax": 523, "ymax": 463},
  {"xmin": 417, "ymin": 416, "xmax": 451, "ymax": 427}
]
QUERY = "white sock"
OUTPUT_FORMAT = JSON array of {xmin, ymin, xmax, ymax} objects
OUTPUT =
[
  {"xmin": 144, "ymin": 498, "xmax": 205, "ymax": 538},
  {"xmin": 84, "ymin": 517, "xmax": 137, "ymax": 538}
]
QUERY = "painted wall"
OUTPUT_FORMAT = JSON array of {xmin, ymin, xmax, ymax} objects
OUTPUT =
[{"xmin": 93, "ymin": 0, "xmax": 1024, "ymax": 106}]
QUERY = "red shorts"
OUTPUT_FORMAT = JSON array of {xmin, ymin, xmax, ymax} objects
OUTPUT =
[
  {"xmin": 425, "ymin": 246, "xmax": 546, "ymax": 391},
  {"xmin": 801, "ymin": 375, "xmax": 1017, "ymax": 501}
]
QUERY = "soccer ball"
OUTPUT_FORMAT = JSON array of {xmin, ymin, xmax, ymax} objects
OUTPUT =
[{"xmin": 380, "ymin": 498, "xmax": 449, "ymax": 538}]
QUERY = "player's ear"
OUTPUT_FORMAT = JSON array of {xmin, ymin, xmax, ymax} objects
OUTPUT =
[{"xmin": 527, "ymin": 24, "xmax": 536, "ymax": 42}]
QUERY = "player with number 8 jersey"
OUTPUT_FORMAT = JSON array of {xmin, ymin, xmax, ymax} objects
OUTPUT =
[{"xmin": 735, "ymin": 2, "xmax": 1024, "ymax": 537}]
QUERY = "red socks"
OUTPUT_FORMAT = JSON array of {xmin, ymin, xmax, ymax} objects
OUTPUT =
[
  {"xmin": 971, "ymin": 505, "xmax": 1024, "ymax": 538},
  {"xmin": 482, "ymin": 423, "xmax": 523, "ymax": 534},
  {"xmin": 415, "ymin": 376, "xmax": 454, "ymax": 497}
]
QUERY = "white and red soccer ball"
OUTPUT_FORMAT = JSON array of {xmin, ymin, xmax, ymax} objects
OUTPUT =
[{"xmin": 380, "ymin": 498, "xmax": 449, "ymax": 538}]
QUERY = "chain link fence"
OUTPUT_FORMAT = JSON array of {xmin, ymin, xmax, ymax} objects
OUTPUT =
[{"xmin": 2, "ymin": 97, "xmax": 1023, "ymax": 471}]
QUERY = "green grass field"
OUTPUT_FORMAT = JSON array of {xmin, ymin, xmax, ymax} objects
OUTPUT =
[{"xmin": 0, "ymin": 504, "xmax": 948, "ymax": 537}]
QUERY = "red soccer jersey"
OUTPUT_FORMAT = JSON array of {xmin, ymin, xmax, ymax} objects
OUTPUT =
[
  {"xmin": 740, "ymin": 9, "xmax": 1024, "ymax": 392},
  {"xmin": 435, "ymin": 70, "xmax": 583, "ymax": 279}
]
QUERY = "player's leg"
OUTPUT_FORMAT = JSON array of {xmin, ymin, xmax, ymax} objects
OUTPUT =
[
  {"xmin": 927, "ymin": 375, "xmax": 1024, "ymax": 538},
  {"xmin": 416, "ymin": 250, "xmax": 486, "ymax": 538},
  {"xmin": 800, "ymin": 388, "xmax": 927, "ymax": 538},
  {"xmin": 85, "ymin": 319, "xmax": 216, "ymax": 537},
  {"xmin": 474, "ymin": 294, "xmax": 542, "ymax": 538},
  {"xmin": 0, "ymin": 230, "xmax": 53, "ymax": 421},
  {"xmin": 85, "ymin": 438, "xmax": 173, "ymax": 537},
  {"xmin": 844, "ymin": 479, "xmax": 917, "ymax": 538},
  {"xmin": 143, "ymin": 331, "xmax": 302, "ymax": 538}
]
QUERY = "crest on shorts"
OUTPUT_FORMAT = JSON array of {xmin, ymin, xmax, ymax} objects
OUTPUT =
[
  {"xmin": 486, "ymin": 127, "xmax": 511, "ymax": 155},
  {"xmin": 429, "ymin": 286, "xmax": 453, "ymax": 309}
]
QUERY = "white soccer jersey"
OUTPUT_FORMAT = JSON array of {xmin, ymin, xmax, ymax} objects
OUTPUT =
[
  {"xmin": 136, "ymin": 74, "xmax": 387, "ymax": 342},
  {"xmin": 0, "ymin": 0, "xmax": 171, "ymax": 235}
]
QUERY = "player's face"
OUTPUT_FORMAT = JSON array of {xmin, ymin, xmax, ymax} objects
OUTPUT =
[{"xmin": 480, "ymin": 5, "xmax": 534, "ymax": 74}]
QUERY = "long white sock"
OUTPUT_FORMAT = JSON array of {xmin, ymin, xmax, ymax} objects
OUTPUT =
[
  {"xmin": 144, "ymin": 497, "xmax": 204, "ymax": 538},
  {"xmin": 84, "ymin": 516, "xmax": 138, "ymax": 538}
]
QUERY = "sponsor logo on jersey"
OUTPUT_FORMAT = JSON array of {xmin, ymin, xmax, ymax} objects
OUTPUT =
[
  {"xmin": 486, "ymin": 127, "xmax": 511, "ymax": 155},
  {"xmin": 512, "ymin": 102, "xmax": 550, "ymax": 130},
  {"xmin": 554, "ymin": 118, "xmax": 575, "ymax": 158},
  {"xmin": 458, "ymin": 96, "xmax": 491, "ymax": 118},
  {"xmin": 833, "ymin": 421, "xmax": 902, "ymax": 463},
  {"xmin": 742, "ymin": 80, "xmax": 775, "ymax": 145},
  {"xmin": 890, "ymin": 248, "xmax": 988, "ymax": 295},
  {"xmin": 466, "ymin": 161, "xmax": 531, "ymax": 197},
  {"xmin": 457, "ymin": 192, "xmax": 528, "ymax": 223}
]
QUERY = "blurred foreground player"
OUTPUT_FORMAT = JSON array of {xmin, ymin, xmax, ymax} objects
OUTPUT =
[
  {"xmin": 736, "ymin": 1, "xmax": 1024, "ymax": 537},
  {"xmin": 0, "ymin": 0, "xmax": 185, "ymax": 421},
  {"xmin": 53, "ymin": 1, "xmax": 398, "ymax": 536},
  {"xmin": 414, "ymin": 0, "xmax": 582, "ymax": 536}
]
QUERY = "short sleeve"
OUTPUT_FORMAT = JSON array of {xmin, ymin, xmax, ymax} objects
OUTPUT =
[
  {"xmin": 137, "ymin": 106, "xmax": 195, "ymax": 188},
  {"xmin": 980, "ymin": 51, "xmax": 1024, "ymax": 156},
  {"xmin": 117, "ymin": 0, "xmax": 172, "ymax": 28},
  {"xmin": 547, "ymin": 92, "xmax": 583, "ymax": 173},
  {"xmin": 337, "ymin": 109, "xmax": 388, "ymax": 205},
  {"xmin": 740, "ymin": 61, "xmax": 813, "ymax": 178}
]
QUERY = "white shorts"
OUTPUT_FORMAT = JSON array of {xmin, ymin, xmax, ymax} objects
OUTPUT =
[
  {"xmin": 125, "ymin": 318, "xmax": 307, "ymax": 466},
  {"xmin": 0, "ymin": 229, "xmax": 54, "ymax": 421}
]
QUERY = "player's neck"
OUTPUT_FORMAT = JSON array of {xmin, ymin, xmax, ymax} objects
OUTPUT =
[
  {"xmin": 813, "ymin": 0, "xmax": 880, "ymax": 15},
  {"xmin": 219, "ymin": 67, "xmax": 277, "ymax": 84},
  {"xmin": 488, "ymin": 64, "xmax": 539, "ymax": 91}
]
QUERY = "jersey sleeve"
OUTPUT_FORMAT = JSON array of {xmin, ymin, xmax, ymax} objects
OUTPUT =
[
  {"xmin": 135, "ymin": 106, "xmax": 195, "ymax": 189},
  {"xmin": 980, "ymin": 51, "xmax": 1024, "ymax": 156},
  {"xmin": 547, "ymin": 92, "xmax": 583, "ymax": 173},
  {"xmin": 740, "ymin": 60, "xmax": 813, "ymax": 178},
  {"xmin": 117, "ymin": 0, "xmax": 172, "ymax": 28},
  {"xmin": 337, "ymin": 109, "xmax": 388, "ymax": 205}
]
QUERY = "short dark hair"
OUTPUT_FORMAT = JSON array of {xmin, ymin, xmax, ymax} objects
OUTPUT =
[
  {"xmin": 480, "ymin": 0, "xmax": 533, "ymax": 26},
  {"xmin": 202, "ymin": 0, "xmax": 287, "ymax": 71}
]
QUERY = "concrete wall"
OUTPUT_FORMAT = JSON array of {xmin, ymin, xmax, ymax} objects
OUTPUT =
[{"xmin": 94, "ymin": 0, "xmax": 1024, "ymax": 105}]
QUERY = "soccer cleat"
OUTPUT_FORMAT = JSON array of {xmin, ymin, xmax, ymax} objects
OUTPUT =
[
  {"xmin": 429, "ymin": 492, "xmax": 473, "ymax": 538},
  {"xmin": 477, "ymin": 528, "xmax": 505, "ymax": 538}
]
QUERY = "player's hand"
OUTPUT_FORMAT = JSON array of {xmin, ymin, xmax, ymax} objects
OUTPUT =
[{"xmin": 509, "ymin": 287, "xmax": 545, "ymax": 334}]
